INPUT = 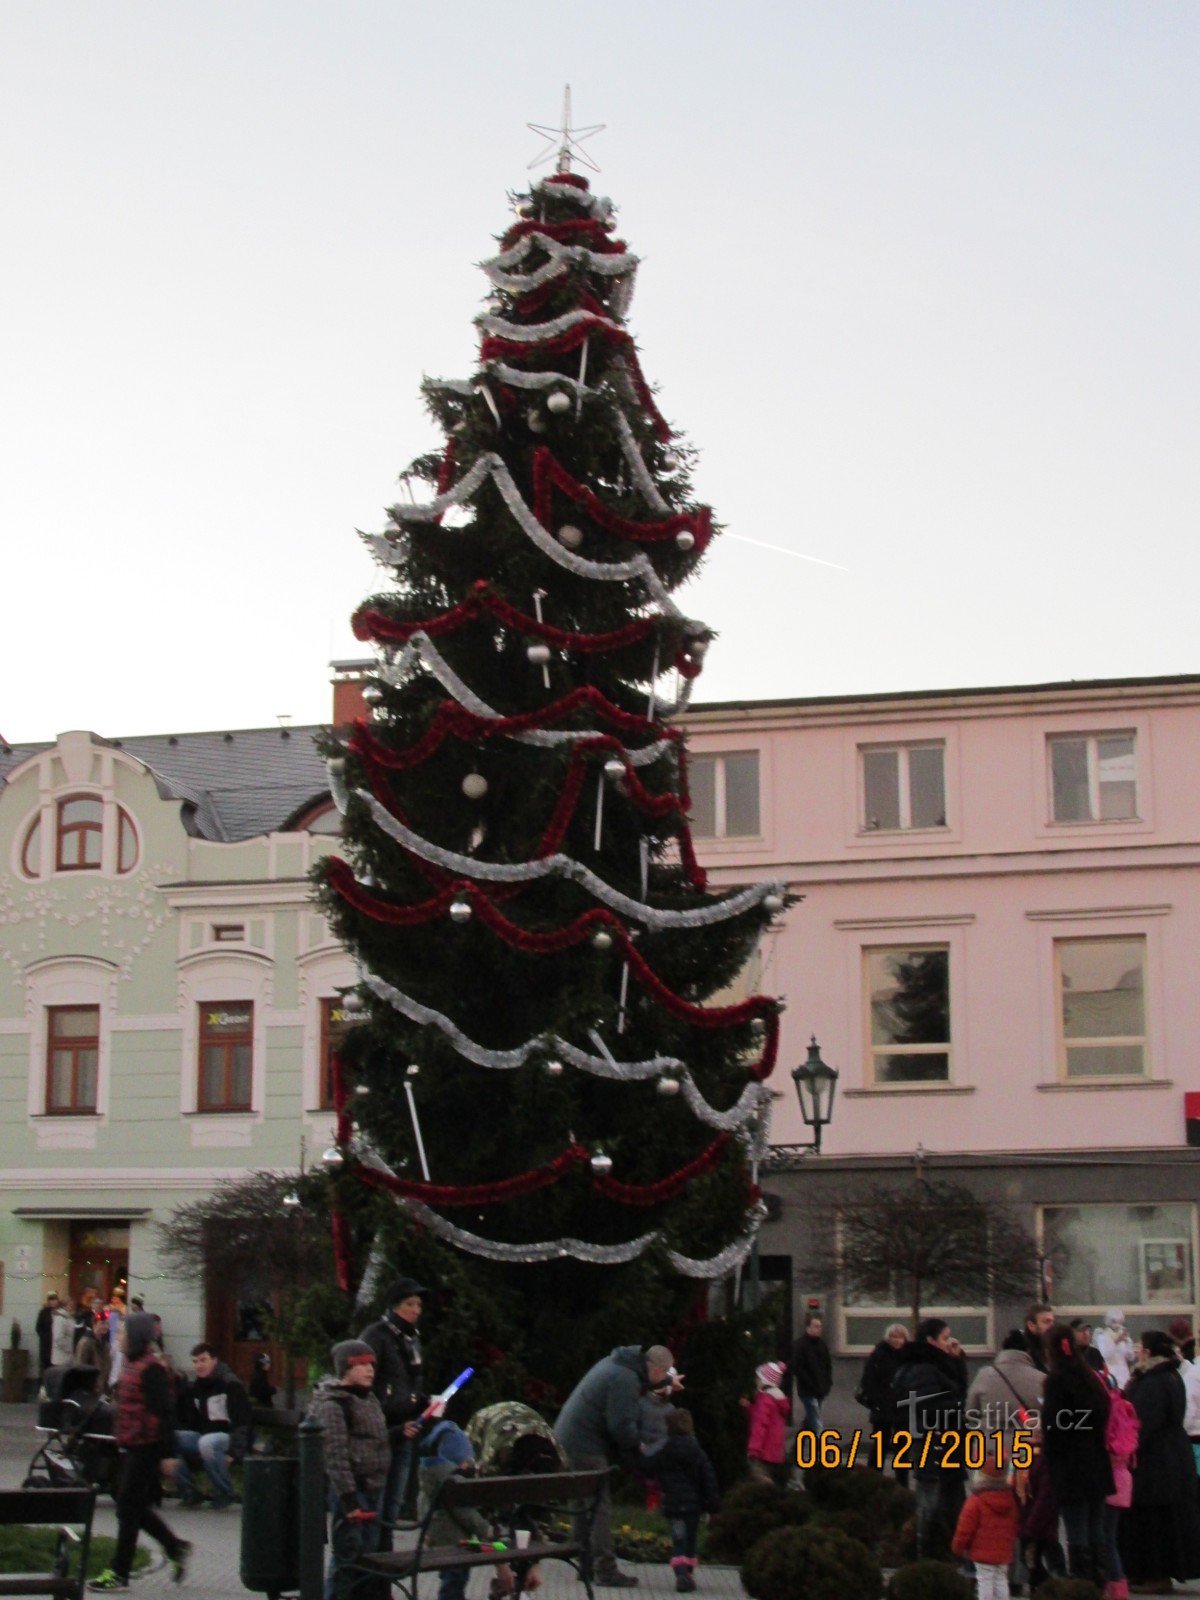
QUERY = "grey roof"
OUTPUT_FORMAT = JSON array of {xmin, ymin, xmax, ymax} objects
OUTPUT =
[{"xmin": 0, "ymin": 726, "xmax": 329, "ymax": 843}]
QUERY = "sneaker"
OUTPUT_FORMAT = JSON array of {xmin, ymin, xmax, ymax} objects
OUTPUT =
[
  {"xmin": 169, "ymin": 1542, "xmax": 192, "ymax": 1585},
  {"xmin": 594, "ymin": 1576, "xmax": 638, "ymax": 1589},
  {"xmin": 89, "ymin": 1573, "xmax": 130, "ymax": 1592}
]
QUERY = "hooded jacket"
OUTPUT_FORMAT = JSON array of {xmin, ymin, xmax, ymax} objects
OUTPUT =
[
  {"xmin": 308, "ymin": 1376, "xmax": 391, "ymax": 1511},
  {"xmin": 418, "ymin": 1421, "xmax": 490, "ymax": 1544},
  {"xmin": 746, "ymin": 1388, "xmax": 790, "ymax": 1465},
  {"xmin": 113, "ymin": 1313, "xmax": 174, "ymax": 1453},
  {"xmin": 951, "ymin": 1483, "xmax": 1020, "ymax": 1566},
  {"xmin": 555, "ymin": 1345, "xmax": 649, "ymax": 1461},
  {"xmin": 651, "ymin": 1434, "xmax": 720, "ymax": 1519},
  {"xmin": 184, "ymin": 1360, "xmax": 252, "ymax": 1457},
  {"xmin": 966, "ymin": 1348, "xmax": 1045, "ymax": 1455},
  {"xmin": 360, "ymin": 1311, "xmax": 428, "ymax": 1429},
  {"xmin": 891, "ymin": 1340, "xmax": 967, "ymax": 1482}
]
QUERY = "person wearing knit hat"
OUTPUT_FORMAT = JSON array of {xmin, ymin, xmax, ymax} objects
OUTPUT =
[
  {"xmin": 308, "ymin": 1340, "xmax": 390, "ymax": 1600},
  {"xmin": 359, "ymin": 1278, "xmax": 429, "ymax": 1545},
  {"xmin": 743, "ymin": 1363, "xmax": 790, "ymax": 1486}
]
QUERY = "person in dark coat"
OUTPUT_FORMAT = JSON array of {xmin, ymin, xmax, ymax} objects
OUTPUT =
[
  {"xmin": 1070, "ymin": 1319, "xmax": 1108, "ymax": 1375},
  {"xmin": 857, "ymin": 1323, "xmax": 910, "ymax": 1483},
  {"xmin": 360, "ymin": 1277, "xmax": 429, "ymax": 1541},
  {"xmin": 1041, "ymin": 1321, "xmax": 1114, "ymax": 1583},
  {"xmin": 891, "ymin": 1317, "xmax": 968, "ymax": 1559},
  {"xmin": 791, "ymin": 1312, "xmax": 833, "ymax": 1432},
  {"xmin": 35, "ymin": 1293, "xmax": 60, "ymax": 1374},
  {"xmin": 651, "ymin": 1410, "xmax": 720, "ymax": 1593},
  {"xmin": 1120, "ymin": 1330, "xmax": 1200, "ymax": 1589}
]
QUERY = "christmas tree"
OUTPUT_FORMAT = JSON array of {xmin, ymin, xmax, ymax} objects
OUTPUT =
[{"xmin": 316, "ymin": 127, "xmax": 788, "ymax": 1394}]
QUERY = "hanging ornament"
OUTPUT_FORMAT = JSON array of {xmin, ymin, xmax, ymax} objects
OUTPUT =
[
  {"xmin": 763, "ymin": 893, "xmax": 784, "ymax": 913},
  {"xmin": 593, "ymin": 928, "xmax": 613, "ymax": 951},
  {"xmin": 590, "ymin": 1150, "xmax": 613, "ymax": 1176},
  {"xmin": 546, "ymin": 390, "xmax": 572, "ymax": 416},
  {"xmin": 354, "ymin": 1084, "xmax": 370, "ymax": 1098},
  {"xmin": 543, "ymin": 1058, "xmax": 564, "ymax": 1077},
  {"xmin": 405, "ymin": 1064, "xmax": 420, "ymax": 1078},
  {"xmin": 342, "ymin": 991, "xmax": 364, "ymax": 1016},
  {"xmin": 675, "ymin": 531, "xmax": 696, "ymax": 552},
  {"xmin": 322, "ymin": 1145, "xmax": 345, "ymax": 1172},
  {"xmin": 327, "ymin": 756, "xmax": 346, "ymax": 778},
  {"xmin": 527, "ymin": 643, "xmax": 552, "ymax": 666},
  {"xmin": 462, "ymin": 772, "xmax": 489, "ymax": 800},
  {"xmin": 362, "ymin": 683, "xmax": 385, "ymax": 706},
  {"xmin": 686, "ymin": 636, "xmax": 710, "ymax": 660},
  {"xmin": 282, "ymin": 1191, "xmax": 302, "ymax": 1211},
  {"xmin": 449, "ymin": 898, "xmax": 473, "ymax": 924},
  {"xmin": 557, "ymin": 523, "xmax": 584, "ymax": 549},
  {"xmin": 657, "ymin": 1075, "xmax": 681, "ymax": 1097},
  {"xmin": 603, "ymin": 757, "xmax": 625, "ymax": 782},
  {"xmin": 526, "ymin": 408, "xmax": 547, "ymax": 434},
  {"xmin": 516, "ymin": 201, "xmax": 535, "ymax": 219},
  {"xmin": 662, "ymin": 452, "xmax": 680, "ymax": 472}
]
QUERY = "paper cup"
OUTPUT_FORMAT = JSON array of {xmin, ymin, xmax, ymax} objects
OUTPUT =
[{"xmin": 515, "ymin": 1530, "xmax": 531, "ymax": 1550}]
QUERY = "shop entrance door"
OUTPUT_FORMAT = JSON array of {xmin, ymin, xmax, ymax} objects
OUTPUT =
[{"xmin": 67, "ymin": 1222, "xmax": 130, "ymax": 1308}]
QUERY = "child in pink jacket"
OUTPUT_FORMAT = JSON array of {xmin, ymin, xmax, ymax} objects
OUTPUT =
[
  {"xmin": 1102, "ymin": 1389, "xmax": 1139, "ymax": 1600},
  {"xmin": 745, "ymin": 1361, "xmax": 790, "ymax": 1484}
]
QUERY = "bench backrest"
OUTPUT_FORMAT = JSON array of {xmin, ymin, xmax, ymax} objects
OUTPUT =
[
  {"xmin": 434, "ymin": 1469, "xmax": 607, "ymax": 1513},
  {"xmin": 0, "ymin": 1489, "xmax": 97, "ymax": 1527}
]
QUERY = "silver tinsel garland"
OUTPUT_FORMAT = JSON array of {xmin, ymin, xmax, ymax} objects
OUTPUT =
[{"xmin": 476, "ymin": 307, "xmax": 623, "ymax": 343}]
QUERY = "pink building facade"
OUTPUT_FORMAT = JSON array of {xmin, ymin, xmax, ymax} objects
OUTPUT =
[{"xmin": 686, "ymin": 674, "xmax": 1200, "ymax": 1359}]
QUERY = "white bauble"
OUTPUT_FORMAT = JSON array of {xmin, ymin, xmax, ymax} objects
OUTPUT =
[
  {"xmin": 462, "ymin": 773, "xmax": 489, "ymax": 800},
  {"xmin": 764, "ymin": 893, "xmax": 784, "ymax": 913},
  {"xmin": 592, "ymin": 929, "xmax": 613, "ymax": 951},
  {"xmin": 603, "ymin": 758, "xmax": 625, "ymax": 781},
  {"xmin": 558, "ymin": 524, "xmax": 584, "ymax": 549},
  {"xmin": 321, "ymin": 1145, "xmax": 345, "ymax": 1172},
  {"xmin": 546, "ymin": 390, "xmax": 572, "ymax": 415},
  {"xmin": 657, "ymin": 1076, "xmax": 681, "ymax": 1097},
  {"xmin": 675, "ymin": 531, "xmax": 696, "ymax": 552},
  {"xmin": 543, "ymin": 1059, "xmax": 565, "ymax": 1078},
  {"xmin": 526, "ymin": 408, "xmax": 547, "ymax": 433},
  {"xmin": 527, "ymin": 643, "xmax": 552, "ymax": 666},
  {"xmin": 362, "ymin": 683, "xmax": 384, "ymax": 705},
  {"xmin": 449, "ymin": 899, "xmax": 472, "ymax": 924},
  {"xmin": 590, "ymin": 1150, "xmax": 613, "ymax": 1176},
  {"xmin": 662, "ymin": 452, "xmax": 680, "ymax": 472}
]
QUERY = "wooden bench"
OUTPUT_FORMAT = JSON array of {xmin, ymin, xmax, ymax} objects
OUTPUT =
[
  {"xmin": 354, "ymin": 1467, "xmax": 607, "ymax": 1600},
  {"xmin": 0, "ymin": 1489, "xmax": 97, "ymax": 1600}
]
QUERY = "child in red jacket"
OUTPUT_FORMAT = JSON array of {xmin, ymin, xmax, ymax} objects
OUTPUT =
[
  {"xmin": 744, "ymin": 1362, "xmax": 790, "ymax": 1486},
  {"xmin": 952, "ymin": 1470, "xmax": 1020, "ymax": 1600}
]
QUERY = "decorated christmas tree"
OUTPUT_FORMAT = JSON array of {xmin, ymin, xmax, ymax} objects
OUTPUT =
[{"xmin": 316, "ymin": 116, "xmax": 788, "ymax": 1395}]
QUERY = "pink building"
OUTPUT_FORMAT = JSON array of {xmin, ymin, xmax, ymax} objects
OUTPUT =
[{"xmin": 686, "ymin": 673, "xmax": 1200, "ymax": 1358}]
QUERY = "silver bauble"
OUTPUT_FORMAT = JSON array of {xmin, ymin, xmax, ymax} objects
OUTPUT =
[
  {"xmin": 527, "ymin": 643, "xmax": 552, "ymax": 666},
  {"xmin": 764, "ymin": 893, "xmax": 784, "ymax": 913},
  {"xmin": 321, "ymin": 1145, "xmax": 345, "ymax": 1172},
  {"xmin": 603, "ymin": 757, "xmax": 625, "ymax": 781},
  {"xmin": 461, "ymin": 772, "xmax": 489, "ymax": 800},
  {"xmin": 592, "ymin": 929, "xmax": 613, "ymax": 951},
  {"xmin": 449, "ymin": 898, "xmax": 473, "ymax": 924},
  {"xmin": 546, "ymin": 390, "xmax": 572, "ymax": 415},
  {"xmin": 657, "ymin": 1076, "xmax": 681, "ymax": 1097},
  {"xmin": 590, "ymin": 1150, "xmax": 613, "ymax": 1176},
  {"xmin": 675, "ymin": 531, "xmax": 696, "ymax": 552},
  {"xmin": 543, "ymin": 1059, "xmax": 565, "ymax": 1077},
  {"xmin": 558, "ymin": 524, "xmax": 584, "ymax": 549}
]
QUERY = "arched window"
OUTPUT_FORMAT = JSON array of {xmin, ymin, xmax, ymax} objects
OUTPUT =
[
  {"xmin": 20, "ymin": 815, "xmax": 42, "ymax": 878},
  {"xmin": 56, "ymin": 797, "xmax": 103, "ymax": 871},
  {"xmin": 292, "ymin": 798, "xmax": 341, "ymax": 835},
  {"xmin": 117, "ymin": 807, "xmax": 138, "ymax": 874}
]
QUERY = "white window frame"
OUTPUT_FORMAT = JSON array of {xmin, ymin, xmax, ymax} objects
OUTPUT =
[
  {"xmin": 297, "ymin": 945, "xmax": 357, "ymax": 1118},
  {"xmin": 24, "ymin": 957, "xmax": 118, "ymax": 1150},
  {"xmin": 1047, "ymin": 730, "xmax": 1139, "ymax": 826},
  {"xmin": 1054, "ymin": 933, "xmax": 1149, "ymax": 1083},
  {"xmin": 862, "ymin": 942, "xmax": 953, "ymax": 1089},
  {"xmin": 859, "ymin": 742, "xmax": 947, "ymax": 833},
  {"xmin": 689, "ymin": 750, "xmax": 762, "ymax": 841},
  {"xmin": 177, "ymin": 951, "xmax": 272, "ymax": 1145},
  {"xmin": 1038, "ymin": 1202, "xmax": 1199, "ymax": 1325},
  {"xmin": 835, "ymin": 1218, "xmax": 994, "ymax": 1355}
]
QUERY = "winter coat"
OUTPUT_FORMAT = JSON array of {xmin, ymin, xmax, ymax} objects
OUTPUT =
[
  {"xmin": 1018, "ymin": 1452, "xmax": 1059, "ymax": 1545},
  {"xmin": 1181, "ymin": 1358, "xmax": 1200, "ymax": 1441},
  {"xmin": 360, "ymin": 1312, "xmax": 428, "ymax": 1430},
  {"xmin": 791, "ymin": 1334, "xmax": 832, "ymax": 1400},
  {"xmin": 182, "ymin": 1361, "xmax": 252, "ymax": 1458},
  {"xmin": 114, "ymin": 1351, "xmax": 174, "ymax": 1451},
  {"xmin": 1042, "ymin": 1366, "xmax": 1114, "ymax": 1506},
  {"xmin": 308, "ymin": 1378, "xmax": 391, "ymax": 1512},
  {"xmin": 966, "ymin": 1348, "xmax": 1044, "ymax": 1469},
  {"xmin": 747, "ymin": 1390, "xmax": 790, "ymax": 1465},
  {"xmin": 651, "ymin": 1435, "xmax": 720, "ymax": 1519},
  {"xmin": 857, "ymin": 1340, "xmax": 908, "ymax": 1435},
  {"xmin": 555, "ymin": 1345, "xmax": 649, "ymax": 1462},
  {"xmin": 50, "ymin": 1309, "xmax": 77, "ymax": 1367},
  {"xmin": 36, "ymin": 1306, "xmax": 55, "ymax": 1369},
  {"xmin": 952, "ymin": 1485, "xmax": 1020, "ymax": 1566},
  {"xmin": 1094, "ymin": 1326, "xmax": 1135, "ymax": 1390},
  {"xmin": 1128, "ymin": 1359, "xmax": 1196, "ymax": 1507},
  {"xmin": 638, "ymin": 1392, "xmax": 675, "ymax": 1458},
  {"xmin": 891, "ymin": 1341, "xmax": 967, "ymax": 1482},
  {"xmin": 418, "ymin": 1422, "xmax": 490, "ymax": 1545}
]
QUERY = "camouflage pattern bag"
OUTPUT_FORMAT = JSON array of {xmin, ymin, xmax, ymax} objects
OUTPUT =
[{"xmin": 466, "ymin": 1401, "xmax": 566, "ymax": 1476}]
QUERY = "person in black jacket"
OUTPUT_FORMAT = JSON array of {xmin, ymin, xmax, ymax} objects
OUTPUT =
[
  {"xmin": 1041, "ymin": 1321, "xmax": 1113, "ymax": 1582},
  {"xmin": 652, "ymin": 1410, "xmax": 720, "ymax": 1593},
  {"xmin": 35, "ymin": 1293, "xmax": 60, "ymax": 1374},
  {"xmin": 856, "ymin": 1323, "xmax": 909, "ymax": 1482},
  {"xmin": 1120, "ymin": 1330, "xmax": 1200, "ymax": 1589},
  {"xmin": 360, "ymin": 1276, "xmax": 429, "ymax": 1540},
  {"xmin": 173, "ymin": 1343, "xmax": 252, "ymax": 1509},
  {"xmin": 891, "ymin": 1317, "xmax": 968, "ymax": 1559},
  {"xmin": 791, "ymin": 1313, "xmax": 833, "ymax": 1432}
]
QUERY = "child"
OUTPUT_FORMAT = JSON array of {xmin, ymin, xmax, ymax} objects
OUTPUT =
[
  {"xmin": 308, "ymin": 1340, "xmax": 391, "ymax": 1600},
  {"xmin": 418, "ymin": 1420, "xmax": 513, "ymax": 1600},
  {"xmin": 650, "ymin": 1409, "xmax": 720, "ymax": 1593},
  {"xmin": 745, "ymin": 1362, "xmax": 790, "ymax": 1486},
  {"xmin": 637, "ymin": 1376, "xmax": 677, "ymax": 1511},
  {"xmin": 951, "ymin": 1469, "xmax": 1020, "ymax": 1600},
  {"xmin": 88, "ymin": 1314, "xmax": 191, "ymax": 1592},
  {"xmin": 1102, "ymin": 1388, "xmax": 1139, "ymax": 1600}
]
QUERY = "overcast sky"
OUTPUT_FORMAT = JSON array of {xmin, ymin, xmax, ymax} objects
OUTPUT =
[{"xmin": 2, "ymin": 1, "xmax": 1197, "ymax": 743}]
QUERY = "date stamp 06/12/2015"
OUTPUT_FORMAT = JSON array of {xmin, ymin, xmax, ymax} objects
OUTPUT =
[{"xmin": 795, "ymin": 1429, "xmax": 1035, "ymax": 1472}]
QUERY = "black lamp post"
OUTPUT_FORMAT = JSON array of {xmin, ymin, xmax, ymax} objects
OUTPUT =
[{"xmin": 791, "ymin": 1036, "xmax": 839, "ymax": 1155}]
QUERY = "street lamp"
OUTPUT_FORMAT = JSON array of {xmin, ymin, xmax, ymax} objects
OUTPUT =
[{"xmin": 791, "ymin": 1037, "xmax": 839, "ymax": 1155}]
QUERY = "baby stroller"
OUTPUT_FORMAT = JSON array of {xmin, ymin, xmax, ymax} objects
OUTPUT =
[{"xmin": 25, "ymin": 1364, "xmax": 118, "ymax": 1493}]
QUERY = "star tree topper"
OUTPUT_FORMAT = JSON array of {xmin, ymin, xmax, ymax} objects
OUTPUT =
[{"xmin": 527, "ymin": 84, "xmax": 605, "ymax": 174}]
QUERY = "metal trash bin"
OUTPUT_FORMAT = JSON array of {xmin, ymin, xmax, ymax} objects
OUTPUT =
[{"xmin": 241, "ymin": 1455, "xmax": 299, "ymax": 1597}]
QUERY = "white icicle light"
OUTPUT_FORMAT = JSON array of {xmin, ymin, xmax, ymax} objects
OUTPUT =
[
  {"xmin": 590, "ymin": 1150, "xmax": 613, "ymax": 1176},
  {"xmin": 461, "ymin": 772, "xmax": 489, "ymax": 800},
  {"xmin": 546, "ymin": 390, "xmax": 572, "ymax": 415},
  {"xmin": 322, "ymin": 1145, "xmax": 345, "ymax": 1172},
  {"xmin": 675, "ymin": 531, "xmax": 696, "ymax": 552},
  {"xmin": 592, "ymin": 928, "xmax": 614, "ymax": 951},
  {"xmin": 527, "ymin": 643, "xmax": 552, "ymax": 666},
  {"xmin": 557, "ymin": 524, "xmax": 584, "ymax": 549},
  {"xmin": 449, "ymin": 898, "xmax": 472, "ymax": 924}
]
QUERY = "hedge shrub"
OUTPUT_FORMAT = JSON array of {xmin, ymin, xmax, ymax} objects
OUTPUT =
[
  {"xmin": 885, "ymin": 1560, "xmax": 973, "ymax": 1600},
  {"xmin": 705, "ymin": 1480, "xmax": 809, "ymax": 1563},
  {"xmin": 742, "ymin": 1523, "xmax": 881, "ymax": 1600},
  {"xmin": 1032, "ymin": 1581, "xmax": 1104, "ymax": 1600}
]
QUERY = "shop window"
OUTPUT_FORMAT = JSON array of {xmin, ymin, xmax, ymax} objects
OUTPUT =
[
  {"xmin": 861, "ymin": 743, "xmax": 946, "ymax": 831},
  {"xmin": 865, "ymin": 946, "xmax": 951, "ymax": 1085},
  {"xmin": 690, "ymin": 752, "xmax": 760, "ymax": 839},
  {"xmin": 1056, "ymin": 936, "xmax": 1147, "ymax": 1079},
  {"xmin": 46, "ymin": 1006, "xmax": 100, "ymax": 1114},
  {"xmin": 1043, "ymin": 1203, "xmax": 1196, "ymax": 1320},
  {"xmin": 319, "ymin": 997, "xmax": 350, "ymax": 1110},
  {"xmin": 198, "ymin": 1002, "xmax": 254, "ymax": 1112}
]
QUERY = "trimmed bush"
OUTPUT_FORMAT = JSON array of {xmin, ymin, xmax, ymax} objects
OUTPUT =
[
  {"xmin": 706, "ymin": 1480, "xmax": 809, "ymax": 1563},
  {"xmin": 1033, "ymin": 1582, "xmax": 1104, "ymax": 1600},
  {"xmin": 885, "ymin": 1560, "xmax": 973, "ymax": 1600},
  {"xmin": 803, "ymin": 1465, "xmax": 914, "ymax": 1527},
  {"xmin": 742, "ymin": 1524, "xmax": 881, "ymax": 1600}
]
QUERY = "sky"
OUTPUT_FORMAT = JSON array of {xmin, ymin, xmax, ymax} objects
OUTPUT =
[{"xmin": 2, "ymin": 1, "xmax": 1198, "ymax": 743}]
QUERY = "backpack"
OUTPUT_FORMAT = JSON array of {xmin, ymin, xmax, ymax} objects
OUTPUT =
[{"xmin": 1105, "ymin": 1392, "xmax": 1139, "ymax": 1459}]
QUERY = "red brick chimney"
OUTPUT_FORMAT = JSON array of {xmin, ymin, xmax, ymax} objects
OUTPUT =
[{"xmin": 330, "ymin": 659, "xmax": 371, "ymax": 726}]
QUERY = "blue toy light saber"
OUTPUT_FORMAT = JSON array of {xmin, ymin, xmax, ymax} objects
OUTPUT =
[{"xmin": 421, "ymin": 1365, "xmax": 474, "ymax": 1421}]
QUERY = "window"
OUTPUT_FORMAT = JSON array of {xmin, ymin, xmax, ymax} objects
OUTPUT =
[
  {"xmin": 293, "ymin": 800, "xmax": 341, "ymax": 835},
  {"xmin": 689, "ymin": 752, "xmax": 760, "ymax": 839},
  {"xmin": 320, "ymin": 997, "xmax": 350, "ymax": 1109},
  {"xmin": 21, "ymin": 815, "xmax": 42, "ymax": 878},
  {"xmin": 1043, "ymin": 1204, "xmax": 1195, "ymax": 1326},
  {"xmin": 1049, "ymin": 733, "xmax": 1137, "ymax": 823},
  {"xmin": 46, "ymin": 1006, "xmax": 99, "ymax": 1114},
  {"xmin": 1057, "ymin": 936, "xmax": 1147, "ymax": 1079},
  {"xmin": 56, "ymin": 797, "xmax": 103, "ymax": 870},
  {"xmin": 861, "ymin": 744, "xmax": 945, "ymax": 831},
  {"xmin": 865, "ymin": 946, "xmax": 951, "ymax": 1084},
  {"xmin": 197, "ymin": 1002, "xmax": 254, "ymax": 1112}
]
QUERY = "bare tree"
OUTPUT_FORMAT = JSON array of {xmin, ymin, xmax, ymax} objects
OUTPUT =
[{"xmin": 157, "ymin": 1171, "xmax": 332, "ymax": 1405}]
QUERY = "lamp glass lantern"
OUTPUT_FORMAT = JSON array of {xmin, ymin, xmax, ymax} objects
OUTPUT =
[{"xmin": 791, "ymin": 1036, "xmax": 839, "ymax": 1153}]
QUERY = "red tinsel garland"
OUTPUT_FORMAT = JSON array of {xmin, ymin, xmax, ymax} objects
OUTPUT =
[
  {"xmin": 500, "ymin": 217, "xmax": 624, "ymax": 252},
  {"xmin": 479, "ymin": 319, "xmax": 670, "ymax": 441},
  {"xmin": 353, "ymin": 582, "xmax": 660, "ymax": 655},
  {"xmin": 543, "ymin": 172, "xmax": 590, "ymax": 192},
  {"xmin": 531, "ymin": 449, "xmax": 711, "ymax": 552}
]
